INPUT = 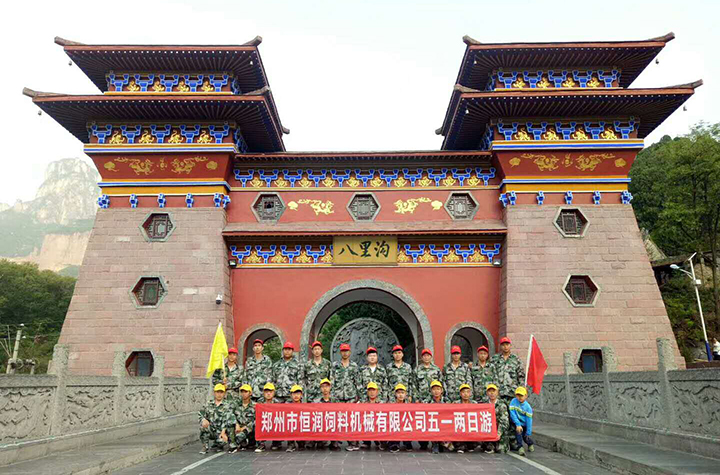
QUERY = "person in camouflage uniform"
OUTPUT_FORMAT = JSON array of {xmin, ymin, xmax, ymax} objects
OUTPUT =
[
  {"xmin": 272, "ymin": 341, "xmax": 304, "ymax": 403},
  {"xmin": 443, "ymin": 345, "xmax": 472, "ymax": 403},
  {"xmin": 414, "ymin": 348, "xmax": 443, "ymax": 404},
  {"xmin": 427, "ymin": 380, "xmax": 450, "ymax": 454},
  {"xmin": 386, "ymin": 345, "xmax": 416, "ymax": 403},
  {"xmin": 231, "ymin": 384, "xmax": 256, "ymax": 452},
  {"xmin": 358, "ymin": 347, "xmax": 389, "ymax": 401},
  {"xmin": 198, "ymin": 384, "xmax": 235, "ymax": 453},
  {"xmin": 304, "ymin": 340, "xmax": 331, "ymax": 403},
  {"xmin": 490, "ymin": 337, "xmax": 525, "ymax": 449},
  {"xmin": 455, "ymin": 383, "xmax": 477, "ymax": 454},
  {"xmin": 255, "ymin": 383, "xmax": 280, "ymax": 452},
  {"xmin": 244, "ymin": 339, "xmax": 274, "ymax": 402},
  {"xmin": 313, "ymin": 378, "xmax": 340, "ymax": 451},
  {"xmin": 471, "ymin": 345, "xmax": 496, "ymax": 403},
  {"xmin": 331, "ymin": 343, "xmax": 361, "ymax": 451},
  {"xmin": 482, "ymin": 383, "xmax": 509, "ymax": 454},
  {"xmin": 211, "ymin": 347, "xmax": 244, "ymax": 402},
  {"xmin": 285, "ymin": 385, "xmax": 305, "ymax": 452},
  {"xmin": 387, "ymin": 383, "xmax": 413, "ymax": 453},
  {"xmin": 359, "ymin": 382, "xmax": 385, "ymax": 450}
]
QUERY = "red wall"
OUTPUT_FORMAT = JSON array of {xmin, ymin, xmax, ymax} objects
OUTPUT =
[{"xmin": 231, "ymin": 266, "xmax": 501, "ymax": 365}]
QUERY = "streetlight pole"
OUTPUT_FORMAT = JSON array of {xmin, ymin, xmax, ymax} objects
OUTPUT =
[{"xmin": 672, "ymin": 253, "xmax": 712, "ymax": 361}]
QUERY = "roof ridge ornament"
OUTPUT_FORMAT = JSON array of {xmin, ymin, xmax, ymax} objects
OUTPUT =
[
  {"xmin": 462, "ymin": 35, "xmax": 482, "ymax": 46},
  {"xmin": 645, "ymin": 32, "xmax": 675, "ymax": 43},
  {"xmin": 242, "ymin": 36, "xmax": 263, "ymax": 47},
  {"xmin": 665, "ymin": 79, "xmax": 703, "ymax": 89},
  {"xmin": 54, "ymin": 37, "xmax": 85, "ymax": 46}
]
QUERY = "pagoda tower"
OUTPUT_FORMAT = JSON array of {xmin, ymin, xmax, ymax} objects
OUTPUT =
[{"xmin": 438, "ymin": 32, "xmax": 699, "ymax": 370}]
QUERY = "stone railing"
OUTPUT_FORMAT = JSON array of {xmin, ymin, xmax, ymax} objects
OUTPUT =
[
  {"xmin": 530, "ymin": 338, "xmax": 720, "ymax": 456},
  {"xmin": 0, "ymin": 345, "xmax": 209, "ymax": 444}
]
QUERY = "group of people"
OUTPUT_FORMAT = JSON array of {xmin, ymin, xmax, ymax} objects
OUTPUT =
[{"xmin": 200, "ymin": 337, "xmax": 534, "ymax": 456}]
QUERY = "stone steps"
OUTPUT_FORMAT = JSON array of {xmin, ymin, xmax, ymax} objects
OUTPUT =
[{"xmin": 533, "ymin": 421, "xmax": 720, "ymax": 475}]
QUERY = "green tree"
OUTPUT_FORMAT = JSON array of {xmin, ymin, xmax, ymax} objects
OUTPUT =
[
  {"xmin": 0, "ymin": 260, "xmax": 76, "ymax": 373},
  {"xmin": 630, "ymin": 123, "xmax": 720, "ymax": 334}
]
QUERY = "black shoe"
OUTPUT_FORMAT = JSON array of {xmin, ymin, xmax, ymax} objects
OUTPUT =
[{"xmin": 432, "ymin": 446, "xmax": 439, "ymax": 454}]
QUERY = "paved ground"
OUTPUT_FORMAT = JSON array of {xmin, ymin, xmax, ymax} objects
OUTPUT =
[{"xmin": 111, "ymin": 442, "xmax": 617, "ymax": 475}]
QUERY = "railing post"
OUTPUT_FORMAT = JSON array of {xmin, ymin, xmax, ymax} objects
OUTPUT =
[
  {"xmin": 154, "ymin": 355, "xmax": 165, "ymax": 418},
  {"xmin": 657, "ymin": 338, "xmax": 677, "ymax": 429},
  {"xmin": 49, "ymin": 345, "xmax": 69, "ymax": 435},
  {"xmin": 183, "ymin": 359, "xmax": 193, "ymax": 412},
  {"xmin": 112, "ymin": 351, "xmax": 127, "ymax": 425},
  {"xmin": 563, "ymin": 351, "xmax": 574, "ymax": 415},
  {"xmin": 602, "ymin": 346, "xmax": 618, "ymax": 421}
]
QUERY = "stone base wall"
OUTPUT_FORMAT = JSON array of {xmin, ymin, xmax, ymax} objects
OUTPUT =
[
  {"xmin": 500, "ymin": 204, "xmax": 683, "ymax": 373},
  {"xmin": 58, "ymin": 208, "xmax": 233, "ymax": 377}
]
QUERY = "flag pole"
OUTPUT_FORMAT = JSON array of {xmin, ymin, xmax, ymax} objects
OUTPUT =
[
  {"xmin": 524, "ymin": 335, "xmax": 533, "ymax": 387},
  {"xmin": 219, "ymin": 321, "xmax": 227, "ymax": 381}
]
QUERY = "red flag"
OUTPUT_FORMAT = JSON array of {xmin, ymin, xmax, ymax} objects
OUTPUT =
[{"xmin": 526, "ymin": 336, "xmax": 548, "ymax": 395}]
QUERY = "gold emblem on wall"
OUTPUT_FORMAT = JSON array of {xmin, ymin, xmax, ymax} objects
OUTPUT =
[
  {"xmin": 115, "ymin": 157, "xmax": 154, "ymax": 175},
  {"xmin": 393, "ymin": 198, "xmax": 443, "ymax": 214},
  {"xmin": 287, "ymin": 199, "xmax": 335, "ymax": 215},
  {"xmin": 508, "ymin": 153, "xmax": 616, "ymax": 172},
  {"xmin": 104, "ymin": 162, "xmax": 118, "ymax": 172},
  {"xmin": 206, "ymin": 160, "xmax": 218, "ymax": 170},
  {"xmin": 171, "ymin": 156, "xmax": 208, "ymax": 174},
  {"xmin": 614, "ymin": 158, "xmax": 627, "ymax": 167}
]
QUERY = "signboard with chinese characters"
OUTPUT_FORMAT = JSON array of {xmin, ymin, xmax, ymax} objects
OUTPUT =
[
  {"xmin": 333, "ymin": 236, "xmax": 397, "ymax": 265},
  {"xmin": 255, "ymin": 403, "xmax": 498, "ymax": 441}
]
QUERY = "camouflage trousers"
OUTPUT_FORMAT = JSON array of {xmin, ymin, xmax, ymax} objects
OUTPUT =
[
  {"xmin": 501, "ymin": 395, "xmax": 518, "ymax": 450},
  {"xmin": 200, "ymin": 425, "xmax": 228, "ymax": 447}
]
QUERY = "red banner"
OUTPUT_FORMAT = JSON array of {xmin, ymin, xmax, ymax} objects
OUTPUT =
[{"xmin": 255, "ymin": 403, "xmax": 498, "ymax": 441}]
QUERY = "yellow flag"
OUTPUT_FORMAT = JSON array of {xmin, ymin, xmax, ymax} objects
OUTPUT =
[{"xmin": 206, "ymin": 323, "xmax": 229, "ymax": 378}]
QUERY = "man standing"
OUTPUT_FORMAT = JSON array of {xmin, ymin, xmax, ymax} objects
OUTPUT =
[
  {"xmin": 358, "ymin": 347, "xmax": 389, "ymax": 401},
  {"xmin": 331, "ymin": 343, "xmax": 361, "ymax": 451},
  {"xmin": 491, "ymin": 337, "xmax": 525, "ymax": 450},
  {"xmin": 455, "ymin": 383, "xmax": 477, "ymax": 454},
  {"xmin": 198, "ymin": 384, "xmax": 234, "ymax": 454},
  {"xmin": 414, "ymin": 348, "xmax": 442, "ymax": 404},
  {"xmin": 232, "ymin": 384, "xmax": 256, "ymax": 452},
  {"xmin": 255, "ymin": 383, "xmax": 279, "ymax": 453},
  {"xmin": 360, "ymin": 382, "xmax": 385, "ymax": 451},
  {"xmin": 388, "ymin": 384, "xmax": 411, "ymax": 453},
  {"xmin": 244, "ymin": 339, "xmax": 273, "ymax": 402},
  {"xmin": 304, "ymin": 340, "xmax": 331, "ymax": 404},
  {"xmin": 491, "ymin": 337, "xmax": 525, "ymax": 405},
  {"xmin": 427, "ymin": 380, "xmax": 449, "ymax": 454},
  {"xmin": 313, "ymin": 378, "xmax": 340, "ymax": 451},
  {"xmin": 211, "ymin": 347, "xmax": 243, "ymax": 402},
  {"xmin": 443, "ymin": 345, "xmax": 472, "ymax": 403},
  {"xmin": 285, "ymin": 385, "xmax": 305, "ymax": 453},
  {"xmin": 483, "ymin": 383, "xmax": 509, "ymax": 454},
  {"xmin": 471, "ymin": 345, "xmax": 495, "ymax": 403},
  {"xmin": 273, "ymin": 341, "xmax": 303, "ymax": 403},
  {"xmin": 386, "ymin": 345, "xmax": 415, "ymax": 403}
]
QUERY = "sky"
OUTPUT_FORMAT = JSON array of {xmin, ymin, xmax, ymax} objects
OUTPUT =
[{"xmin": 1, "ymin": 0, "xmax": 717, "ymax": 204}]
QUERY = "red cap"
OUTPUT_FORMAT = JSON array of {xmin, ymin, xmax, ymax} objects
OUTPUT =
[
  {"xmin": 451, "ymin": 345, "xmax": 462, "ymax": 354},
  {"xmin": 366, "ymin": 347, "xmax": 378, "ymax": 355},
  {"xmin": 253, "ymin": 339, "xmax": 264, "ymax": 346},
  {"xmin": 499, "ymin": 337, "xmax": 512, "ymax": 345},
  {"xmin": 391, "ymin": 345, "xmax": 403, "ymax": 353},
  {"xmin": 421, "ymin": 349, "xmax": 432, "ymax": 356},
  {"xmin": 228, "ymin": 347, "xmax": 238, "ymax": 354},
  {"xmin": 310, "ymin": 340, "xmax": 323, "ymax": 348},
  {"xmin": 283, "ymin": 341, "xmax": 295, "ymax": 350},
  {"xmin": 339, "ymin": 343, "xmax": 351, "ymax": 351},
  {"xmin": 476, "ymin": 346, "xmax": 489, "ymax": 353}
]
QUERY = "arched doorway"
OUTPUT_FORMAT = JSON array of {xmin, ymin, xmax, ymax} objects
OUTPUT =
[
  {"xmin": 237, "ymin": 323, "xmax": 286, "ymax": 364},
  {"xmin": 299, "ymin": 280, "xmax": 433, "ymax": 362},
  {"xmin": 445, "ymin": 322, "xmax": 495, "ymax": 364}
]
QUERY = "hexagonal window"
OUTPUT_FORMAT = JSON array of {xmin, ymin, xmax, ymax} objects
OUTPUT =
[
  {"xmin": 131, "ymin": 276, "xmax": 167, "ymax": 308},
  {"xmin": 554, "ymin": 208, "xmax": 588, "ymax": 238},
  {"xmin": 445, "ymin": 193, "xmax": 478, "ymax": 220},
  {"xmin": 125, "ymin": 351, "xmax": 154, "ymax": 376},
  {"xmin": 347, "ymin": 193, "xmax": 381, "ymax": 221},
  {"xmin": 563, "ymin": 275, "xmax": 600, "ymax": 307},
  {"xmin": 252, "ymin": 193, "xmax": 285, "ymax": 222},
  {"xmin": 141, "ymin": 213, "xmax": 175, "ymax": 242}
]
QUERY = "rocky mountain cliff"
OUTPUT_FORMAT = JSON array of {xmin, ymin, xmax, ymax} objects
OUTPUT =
[{"xmin": 0, "ymin": 159, "xmax": 100, "ymax": 274}]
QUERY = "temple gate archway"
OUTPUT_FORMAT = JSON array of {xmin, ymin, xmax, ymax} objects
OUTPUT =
[{"xmin": 299, "ymin": 280, "xmax": 434, "ymax": 362}]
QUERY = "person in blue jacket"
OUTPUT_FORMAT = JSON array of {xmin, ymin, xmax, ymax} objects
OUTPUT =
[{"xmin": 508, "ymin": 386, "xmax": 534, "ymax": 456}]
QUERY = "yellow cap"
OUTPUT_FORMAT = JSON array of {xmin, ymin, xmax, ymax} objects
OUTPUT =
[
  {"xmin": 486, "ymin": 383, "xmax": 498, "ymax": 391},
  {"xmin": 263, "ymin": 383, "xmax": 276, "ymax": 391},
  {"xmin": 459, "ymin": 384, "xmax": 471, "ymax": 391},
  {"xmin": 515, "ymin": 386, "xmax": 528, "ymax": 396},
  {"xmin": 290, "ymin": 384, "xmax": 303, "ymax": 393},
  {"xmin": 320, "ymin": 378, "xmax": 331, "ymax": 386},
  {"xmin": 213, "ymin": 384, "xmax": 226, "ymax": 392},
  {"xmin": 430, "ymin": 380, "xmax": 443, "ymax": 388},
  {"xmin": 366, "ymin": 382, "xmax": 379, "ymax": 390},
  {"xmin": 239, "ymin": 384, "xmax": 252, "ymax": 392},
  {"xmin": 394, "ymin": 383, "xmax": 407, "ymax": 392}
]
